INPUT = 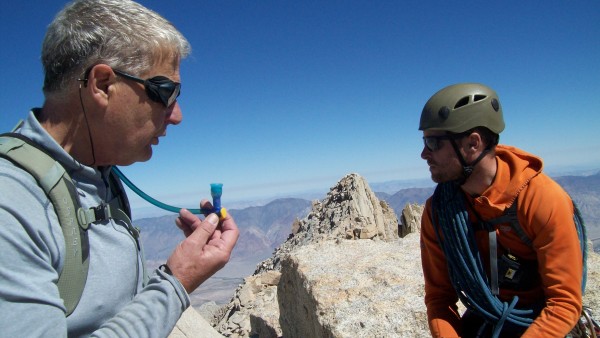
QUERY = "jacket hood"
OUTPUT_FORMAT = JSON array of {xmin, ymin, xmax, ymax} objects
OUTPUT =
[{"xmin": 481, "ymin": 144, "xmax": 544, "ymax": 208}]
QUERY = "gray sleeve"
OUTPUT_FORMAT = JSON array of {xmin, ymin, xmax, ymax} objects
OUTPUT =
[
  {"xmin": 0, "ymin": 161, "xmax": 190, "ymax": 337},
  {"xmin": 0, "ymin": 166, "xmax": 69, "ymax": 337},
  {"xmin": 0, "ymin": 208, "xmax": 190, "ymax": 338},
  {"xmin": 92, "ymin": 270, "xmax": 190, "ymax": 338}
]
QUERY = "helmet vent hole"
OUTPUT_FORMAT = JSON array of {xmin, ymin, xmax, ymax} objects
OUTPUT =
[
  {"xmin": 454, "ymin": 96, "xmax": 470, "ymax": 109},
  {"xmin": 474, "ymin": 94, "xmax": 487, "ymax": 102}
]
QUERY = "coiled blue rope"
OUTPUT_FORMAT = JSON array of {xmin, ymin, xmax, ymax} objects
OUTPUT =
[{"xmin": 431, "ymin": 182, "xmax": 536, "ymax": 337}]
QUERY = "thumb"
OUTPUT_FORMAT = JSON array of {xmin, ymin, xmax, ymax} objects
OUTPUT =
[{"xmin": 189, "ymin": 213, "xmax": 219, "ymax": 243}]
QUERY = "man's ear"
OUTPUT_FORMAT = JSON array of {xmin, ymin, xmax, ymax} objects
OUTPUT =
[
  {"xmin": 84, "ymin": 64, "xmax": 115, "ymax": 107},
  {"xmin": 466, "ymin": 132, "xmax": 483, "ymax": 152}
]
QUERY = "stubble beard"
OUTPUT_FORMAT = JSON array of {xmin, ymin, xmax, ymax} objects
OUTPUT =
[{"xmin": 429, "ymin": 162, "xmax": 462, "ymax": 184}]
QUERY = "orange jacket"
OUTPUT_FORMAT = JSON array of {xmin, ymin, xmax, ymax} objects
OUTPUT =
[{"xmin": 421, "ymin": 145, "xmax": 582, "ymax": 337}]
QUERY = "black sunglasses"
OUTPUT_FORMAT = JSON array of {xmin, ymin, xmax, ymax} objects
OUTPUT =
[
  {"xmin": 423, "ymin": 135, "xmax": 458, "ymax": 152},
  {"xmin": 113, "ymin": 69, "xmax": 181, "ymax": 107}
]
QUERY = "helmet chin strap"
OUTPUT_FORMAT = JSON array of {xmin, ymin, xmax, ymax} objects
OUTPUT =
[{"xmin": 448, "ymin": 138, "xmax": 490, "ymax": 186}]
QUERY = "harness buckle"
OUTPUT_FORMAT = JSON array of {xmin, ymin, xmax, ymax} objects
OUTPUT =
[{"xmin": 92, "ymin": 202, "xmax": 112, "ymax": 222}]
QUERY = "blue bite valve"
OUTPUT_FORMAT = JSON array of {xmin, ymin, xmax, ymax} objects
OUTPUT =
[{"xmin": 210, "ymin": 183, "xmax": 227, "ymax": 219}]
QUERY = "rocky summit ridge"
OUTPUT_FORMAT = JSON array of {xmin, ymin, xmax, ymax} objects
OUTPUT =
[{"xmin": 170, "ymin": 173, "xmax": 600, "ymax": 338}]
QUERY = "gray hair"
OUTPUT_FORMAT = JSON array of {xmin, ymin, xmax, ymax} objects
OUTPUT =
[{"xmin": 42, "ymin": 0, "xmax": 191, "ymax": 94}]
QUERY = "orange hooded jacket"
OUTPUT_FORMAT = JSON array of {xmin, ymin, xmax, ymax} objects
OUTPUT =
[{"xmin": 420, "ymin": 145, "xmax": 583, "ymax": 337}]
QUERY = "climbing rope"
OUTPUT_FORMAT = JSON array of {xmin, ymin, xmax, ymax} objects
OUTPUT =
[{"xmin": 431, "ymin": 182, "xmax": 536, "ymax": 337}]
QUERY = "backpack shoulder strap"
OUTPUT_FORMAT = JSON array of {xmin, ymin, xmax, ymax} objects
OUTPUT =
[
  {"xmin": 108, "ymin": 169, "xmax": 132, "ymax": 224},
  {"xmin": 487, "ymin": 195, "xmax": 588, "ymax": 293},
  {"xmin": 486, "ymin": 199, "xmax": 533, "ymax": 247},
  {"xmin": 573, "ymin": 203, "xmax": 588, "ymax": 292},
  {"xmin": 0, "ymin": 133, "xmax": 89, "ymax": 316}
]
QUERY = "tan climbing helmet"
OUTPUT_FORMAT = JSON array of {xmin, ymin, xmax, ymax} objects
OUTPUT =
[{"xmin": 419, "ymin": 83, "xmax": 505, "ymax": 134}]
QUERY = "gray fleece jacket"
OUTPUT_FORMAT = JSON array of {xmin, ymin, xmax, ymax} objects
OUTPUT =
[{"xmin": 0, "ymin": 110, "xmax": 190, "ymax": 337}]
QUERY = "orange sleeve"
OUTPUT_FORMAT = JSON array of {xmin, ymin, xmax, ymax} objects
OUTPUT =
[
  {"xmin": 518, "ymin": 176, "xmax": 582, "ymax": 337},
  {"xmin": 421, "ymin": 198, "xmax": 462, "ymax": 337}
]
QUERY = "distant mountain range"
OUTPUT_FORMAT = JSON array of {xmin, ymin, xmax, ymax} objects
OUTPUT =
[
  {"xmin": 137, "ymin": 170, "xmax": 600, "ymax": 281},
  {"xmin": 554, "ymin": 172, "xmax": 600, "ymax": 241}
]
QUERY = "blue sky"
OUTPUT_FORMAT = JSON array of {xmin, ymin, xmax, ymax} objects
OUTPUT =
[{"xmin": 1, "ymin": 1, "xmax": 599, "ymax": 215}]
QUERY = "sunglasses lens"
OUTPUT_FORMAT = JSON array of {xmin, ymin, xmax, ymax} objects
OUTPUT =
[
  {"xmin": 157, "ymin": 83, "xmax": 179, "ymax": 107},
  {"xmin": 423, "ymin": 137, "xmax": 438, "ymax": 151},
  {"xmin": 147, "ymin": 76, "xmax": 181, "ymax": 107},
  {"xmin": 165, "ymin": 84, "xmax": 180, "ymax": 107}
]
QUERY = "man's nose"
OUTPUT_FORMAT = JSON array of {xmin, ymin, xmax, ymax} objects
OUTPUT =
[
  {"xmin": 166, "ymin": 102, "xmax": 183, "ymax": 125},
  {"xmin": 421, "ymin": 146, "xmax": 431, "ymax": 160}
]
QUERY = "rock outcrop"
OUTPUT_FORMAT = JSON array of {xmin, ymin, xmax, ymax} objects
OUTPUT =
[
  {"xmin": 212, "ymin": 173, "xmax": 420, "ymax": 337},
  {"xmin": 255, "ymin": 173, "xmax": 400, "ymax": 274},
  {"xmin": 277, "ymin": 235, "xmax": 429, "ymax": 337},
  {"xmin": 399, "ymin": 203, "xmax": 423, "ymax": 237},
  {"xmin": 169, "ymin": 307, "xmax": 224, "ymax": 338}
]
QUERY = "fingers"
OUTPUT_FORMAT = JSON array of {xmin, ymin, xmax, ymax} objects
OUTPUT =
[
  {"xmin": 176, "ymin": 208, "xmax": 200, "ymax": 237},
  {"xmin": 166, "ymin": 212, "xmax": 238, "ymax": 293},
  {"xmin": 200, "ymin": 199, "xmax": 214, "ymax": 217},
  {"xmin": 186, "ymin": 213, "xmax": 220, "ymax": 245},
  {"xmin": 179, "ymin": 208, "xmax": 199, "ymax": 223},
  {"xmin": 200, "ymin": 199, "xmax": 212, "ymax": 209},
  {"xmin": 216, "ymin": 212, "xmax": 239, "ymax": 251}
]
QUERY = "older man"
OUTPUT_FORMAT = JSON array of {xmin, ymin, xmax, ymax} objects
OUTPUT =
[{"xmin": 0, "ymin": 1, "xmax": 238, "ymax": 336}]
